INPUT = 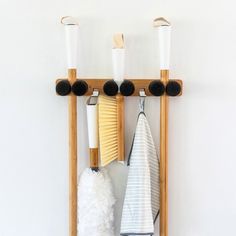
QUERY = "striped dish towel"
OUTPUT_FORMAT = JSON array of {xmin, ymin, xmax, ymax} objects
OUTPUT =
[{"xmin": 120, "ymin": 112, "xmax": 160, "ymax": 236}]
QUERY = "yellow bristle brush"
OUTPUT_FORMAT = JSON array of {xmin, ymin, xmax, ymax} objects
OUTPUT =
[{"xmin": 98, "ymin": 34, "xmax": 125, "ymax": 166}]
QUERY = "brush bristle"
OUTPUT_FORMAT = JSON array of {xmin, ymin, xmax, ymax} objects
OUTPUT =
[{"xmin": 98, "ymin": 95, "xmax": 118, "ymax": 166}]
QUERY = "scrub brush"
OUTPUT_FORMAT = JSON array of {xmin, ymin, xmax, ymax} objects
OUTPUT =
[{"xmin": 98, "ymin": 34, "xmax": 125, "ymax": 166}]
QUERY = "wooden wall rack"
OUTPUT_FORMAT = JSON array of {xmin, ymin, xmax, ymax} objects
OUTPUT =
[{"xmin": 56, "ymin": 68, "xmax": 183, "ymax": 236}]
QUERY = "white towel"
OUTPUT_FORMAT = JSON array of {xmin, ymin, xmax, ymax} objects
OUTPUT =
[{"xmin": 120, "ymin": 112, "xmax": 160, "ymax": 236}]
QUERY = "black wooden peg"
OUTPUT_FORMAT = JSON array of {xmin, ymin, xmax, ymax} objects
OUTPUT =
[
  {"xmin": 120, "ymin": 80, "xmax": 135, "ymax": 96},
  {"xmin": 103, "ymin": 80, "xmax": 118, "ymax": 96},
  {"xmin": 72, "ymin": 80, "xmax": 88, "ymax": 96},
  {"xmin": 149, "ymin": 80, "xmax": 165, "ymax": 96},
  {"xmin": 166, "ymin": 81, "xmax": 181, "ymax": 96},
  {"xmin": 56, "ymin": 80, "xmax": 71, "ymax": 96}
]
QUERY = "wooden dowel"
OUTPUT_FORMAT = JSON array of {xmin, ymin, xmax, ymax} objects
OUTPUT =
[
  {"xmin": 90, "ymin": 148, "xmax": 99, "ymax": 168},
  {"xmin": 68, "ymin": 69, "xmax": 77, "ymax": 236},
  {"xmin": 116, "ymin": 94, "xmax": 125, "ymax": 162},
  {"xmin": 160, "ymin": 70, "xmax": 169, "ymax": 236}
]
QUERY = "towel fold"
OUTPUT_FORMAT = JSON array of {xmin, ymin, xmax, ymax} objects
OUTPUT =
[{"xmin": 120, "ymin": 112, "xmax": 160, "ymax": 236}]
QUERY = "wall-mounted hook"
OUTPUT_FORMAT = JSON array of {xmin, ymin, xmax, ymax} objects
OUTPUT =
[
  {"xmin": 139, "ymin": 89, "xmax": 146, "ymax": 112},
  {"xmin": 87, "ymin": 89, "xmax": 99, "ymax": 105}
]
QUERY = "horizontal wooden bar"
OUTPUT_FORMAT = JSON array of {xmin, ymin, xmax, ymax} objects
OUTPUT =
[{"xmin": 56, "ymin": 78, "xmax": 183, "ymax": 96}]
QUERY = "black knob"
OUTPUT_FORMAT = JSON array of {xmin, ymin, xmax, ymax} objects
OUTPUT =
[
  {"xmin": 149, "ymin": 80, "xmax": 165, "ymax": 96},
  {"xmin": 72, "ymin": 80, "xmax": 88, "ymax": 96},
  {"xmin": 56, "ymin": 80, "xmax": 71, "ymax": 96},
  {"xmin": 120, "ymin": 80, "xmax": 135, "ymax": 96},
  {"xmin": 103, "ymin": 80, "xmax": 118, "ymax": 96},
  {"xmin": 166, "ymin": 81, "xmax": 181, "ymax": 96}
]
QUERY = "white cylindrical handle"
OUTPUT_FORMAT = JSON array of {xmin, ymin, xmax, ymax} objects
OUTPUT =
[
  {"xmin": 158, "ymin": 25, "xmax": 171, "ymax": 70},
  {"xmin": 86, "ymin": 104, "xmax": 98, "ymax": 148},
  {"xmin": 112, "ymin": 48, "xmax": 125, "ymax": 82},
  {"xmin": 65, "ymin": 24, "xmax": 79, "ymax": 69}
]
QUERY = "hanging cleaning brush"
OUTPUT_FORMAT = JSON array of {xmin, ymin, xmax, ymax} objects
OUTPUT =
[
  {"xmin": 99, "ymin": 34, "xmax": 125, "ymax": 166},
  {"xmin": 78, "ymin": 90, "xmax": 116, "ymax": 236}
]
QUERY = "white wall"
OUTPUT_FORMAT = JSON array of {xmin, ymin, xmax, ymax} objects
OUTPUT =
[{"xmin": 1, "ymin": 0, "xmax": 236, "ymax": 235}]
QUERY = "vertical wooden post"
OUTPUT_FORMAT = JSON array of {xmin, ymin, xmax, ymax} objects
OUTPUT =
[
  {"xmin": 160, "ymin": 69, "xmax": 169, "ymax": 236},
  {"xmin": 68, "ymin": 68, "xmax": 77, "ymax": 236},
  {"xmin": 116, "ymin": 94, "xmax": 125, "ymax": 162}
]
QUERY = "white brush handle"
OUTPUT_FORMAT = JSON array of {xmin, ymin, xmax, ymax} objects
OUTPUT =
[
  {"xmin": 65, "ymin": 24, "xmax": 79, "ymax": 69},
  {"xmin": 86, "ymin": 104, "xmax": 98, "ymax": 148},
  {"xmin": 112, "ymin": 48, "xmax": 125, "ymax": 82},
  {"xmin": 158, "ymin": 25, "xmax": 171, "ymax": 70}
]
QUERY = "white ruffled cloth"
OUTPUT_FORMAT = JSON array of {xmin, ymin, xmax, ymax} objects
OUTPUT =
[
  {"xmin": 78, "ymin": 168, "xmax": 116, "ymax": 236},
  {"xmin": 120, "ymin": 112, "xmax": 160, "ymax": 236}
]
